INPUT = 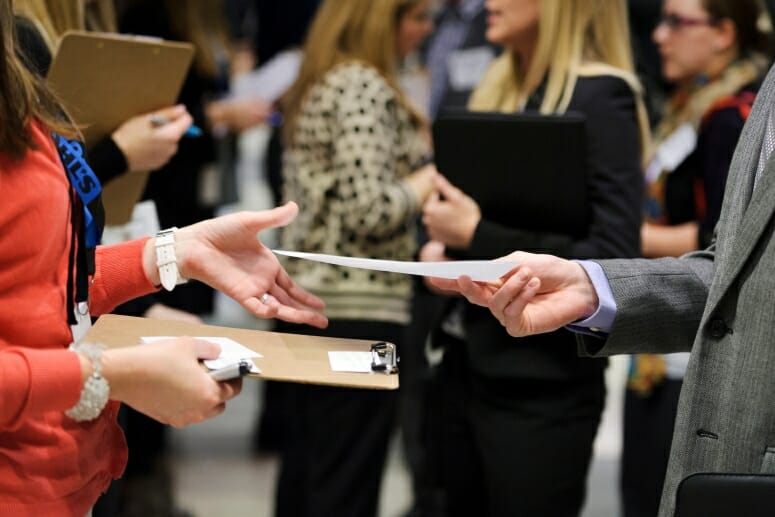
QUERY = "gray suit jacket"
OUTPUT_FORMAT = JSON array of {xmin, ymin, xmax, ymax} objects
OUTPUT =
[{"xmin": 580, "ymin": 63, "xmax": 775, "ymax": 517}]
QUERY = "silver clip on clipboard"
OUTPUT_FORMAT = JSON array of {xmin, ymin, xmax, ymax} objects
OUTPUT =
[{"xmin": 370, "ymin": 342, "xmax": 398, "ymax": 374}]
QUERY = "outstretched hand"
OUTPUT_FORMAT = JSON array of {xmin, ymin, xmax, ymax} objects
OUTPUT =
[
  {"xmin": 158, "ymin": 202, "xmax": 328, "ymax": 328},
  {"xmin": 428, "ymin": 251, "xmax": 599, "ymax": 337}
]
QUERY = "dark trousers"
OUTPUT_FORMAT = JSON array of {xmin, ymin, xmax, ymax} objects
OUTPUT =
[
  {"xmin": 399, "ymin": 280, "xmax": 448, "ymax": 516},
  {"xmin": 431, "ymin": 337, "xmax": 605, "ymax": 517},
  {"xmin": 274, "ymin": 319, "xmax": 404, "ymax": 517},
  {"xmin": 621, "ymin": 378, "xmax": 683, "ymax": 517}
]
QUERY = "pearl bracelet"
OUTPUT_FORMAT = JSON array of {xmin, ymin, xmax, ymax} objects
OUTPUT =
[{"xmin": 65, "ymin": 343, "xmax": 110, "ymax": 422}]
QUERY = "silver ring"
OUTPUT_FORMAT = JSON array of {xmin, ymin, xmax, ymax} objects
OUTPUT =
[{"xmin": 260, "ymin": 293, "xmax": 271, "ymax": 304}]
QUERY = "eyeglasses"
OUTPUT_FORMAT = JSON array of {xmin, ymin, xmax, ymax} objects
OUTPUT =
[{"xmin": 656, "ymin": 13, "xmax": 719, "ymax": 31}]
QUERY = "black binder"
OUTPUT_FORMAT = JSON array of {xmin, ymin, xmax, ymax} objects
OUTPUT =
[
  {"xmin": 432, "ymin": 110, "xmax": 589, "ymax": 238},
  {"xmin": 675, "ymin": 473, "xmax": 775, "ymax": 517}
]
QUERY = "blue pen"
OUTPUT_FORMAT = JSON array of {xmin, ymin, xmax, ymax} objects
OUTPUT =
[
  {"xmin": 150, "ymin": 114, "xmax": 203, "ymax": 138},
  {"xmin": 184, "ymin": 124, "xmax": 203, "ymax": 137}
]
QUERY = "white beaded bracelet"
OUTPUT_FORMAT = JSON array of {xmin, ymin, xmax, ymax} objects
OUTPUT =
[{"xmin": 65, "ymin": 343, "xmax": 110, "ymax": 422}]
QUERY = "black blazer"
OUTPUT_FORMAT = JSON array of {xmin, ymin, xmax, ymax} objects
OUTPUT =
[{"xmin": 446, "ymin": 75, "xmax": 643, "ymax": 380}]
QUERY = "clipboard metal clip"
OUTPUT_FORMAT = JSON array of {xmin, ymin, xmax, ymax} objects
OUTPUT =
[{"xmin": 370, "ymin": 342, "xmax": 398, "ymax": 374}]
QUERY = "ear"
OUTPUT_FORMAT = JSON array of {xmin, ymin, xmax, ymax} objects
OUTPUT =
[{"xmin": 713, "ymin": 18, "xmax": 737, "ymax": 53}]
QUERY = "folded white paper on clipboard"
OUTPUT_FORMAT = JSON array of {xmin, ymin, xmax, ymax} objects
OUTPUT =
[
  {"xmin": 141, "ymin": 336, "xmax": 262, "ymax": 373},
  {"xmin": 273, "ymin": 250, "xmax": 517, "ymax": 282}
]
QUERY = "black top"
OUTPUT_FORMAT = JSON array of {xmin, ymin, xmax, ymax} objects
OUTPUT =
[
  {"xmin": 444, "ymin": 75, "xmax": 643, "ymax": 380},
  {"xmin": 663, "ymin": 83, "xmax": 759, "ymax": 249},
  {"xmin": 251, "ymin": 0, "xmax": 321, "ymax": 63},
  {"xmin": 120, "ymin": 0, "xmax": 229, "ymax": 315},
  {"xmin": 14, "ymin": 16, "xmax": 51, "ymax": 76}
]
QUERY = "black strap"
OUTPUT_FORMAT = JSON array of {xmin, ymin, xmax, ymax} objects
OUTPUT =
[{"xmin": 52, "ymin": 134, "xmax": 105, "ymax": 323}]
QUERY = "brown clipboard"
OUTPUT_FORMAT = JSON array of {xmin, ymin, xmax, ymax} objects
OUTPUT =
[
  {"xmin": 86, "ymin": 314, "xmax": 399, "ymax": 390},
  {"xmin": 46, "ymin": 31, "xmax": 195, "ymax": 225}
]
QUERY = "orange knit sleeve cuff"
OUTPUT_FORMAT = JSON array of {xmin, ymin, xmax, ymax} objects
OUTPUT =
[{"xmin": 90, "ymin": 237, "xmax": 158, "ymax": 316}]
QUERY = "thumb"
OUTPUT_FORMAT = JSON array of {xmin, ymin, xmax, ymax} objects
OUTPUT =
[
  {"xmin": 434, "ymin": 173, "xmax": 462, "ymax": 201},
  {"xmin": 156, "ymin": 111, "xmax": 194, "ymax": 140},
  {"xmin": 245, "ymin": 202, "xmax": 300, "ymax": 233},
  {"xmin": 192, "ymin": 338, "xmax": 222, "ymax": 360},
  {"xmin": 151, "ymin": 104, "xmax": 188, "ymax": 121},
  {"xmin": 424, "ymin": 190, "xmax": 440, "ymax": 210}
]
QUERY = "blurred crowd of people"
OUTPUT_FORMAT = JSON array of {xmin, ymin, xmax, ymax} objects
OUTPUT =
[{"xmin": 2, "ymin": 0, "xmax": 775, "ymax": 516}]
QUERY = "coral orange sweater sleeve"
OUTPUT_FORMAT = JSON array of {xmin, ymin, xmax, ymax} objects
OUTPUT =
[
  {"xmin": 0, "ymin": 348, "xmax": 82, "ymax": 429},
  {"xmin": 90, "ymin": 237, "xmax": 158, "ymax": 316}
]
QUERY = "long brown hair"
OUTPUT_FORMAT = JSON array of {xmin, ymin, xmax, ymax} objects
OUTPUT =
[
  {"xmin": 163, "ymin": 0, "xmax": 231, "ymax": 77},
  {"xmin": 703, "ymin": 0, "xmax": 770, "ymax": 58},
  {"xmin": 0, "ymin": 0, "xmax": 76, "ymax": 159},
  {"xmin": 281, "ymin": 0, "xmax": 425, "ymax": 143},
  {"xmin": 13, "ymin": 0, "xmax": 117, "ymax": 51}
]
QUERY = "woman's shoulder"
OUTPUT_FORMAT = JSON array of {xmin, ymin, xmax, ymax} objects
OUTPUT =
[
  {"xmin": 701, "ymin": 82, "xmax": 759, "ymax": 127},
  {"xmin": 575, "ymin": 72, "xmax": 639, "ymax": 99},
  {"xmin": 569, "ymin": 74, "xmax": 638, "ymax": 116},
  {"xmin": 321, "ymin": 61, "xmax": 393, "ymax": 94},
  {"xmin": 309, "ymin": 61, "xmax": 399, "ymax": 118}
]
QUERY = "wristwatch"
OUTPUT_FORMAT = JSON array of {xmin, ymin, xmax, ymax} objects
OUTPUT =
[
  {"xmin": 65, "ymin": 343, "xmax": 110, "ymax": 422},
  {"xmin": 155, "ymin": 227, "xmax": 188, "ymax": 291}
]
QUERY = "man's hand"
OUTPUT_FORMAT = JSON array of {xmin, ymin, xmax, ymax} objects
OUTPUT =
[{"xmin": 429, "ymin": 251, "xmax": 598, "ymax": 337}]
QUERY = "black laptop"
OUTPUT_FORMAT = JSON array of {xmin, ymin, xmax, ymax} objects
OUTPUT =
[{"xmin": 432, "ymin": 110, "xmax": 589, "ymax": 238}]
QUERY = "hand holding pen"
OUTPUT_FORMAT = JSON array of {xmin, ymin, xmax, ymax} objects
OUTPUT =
[{"xmin": 111, "ymin": 104, "xmax": 194, "ymax": 173}]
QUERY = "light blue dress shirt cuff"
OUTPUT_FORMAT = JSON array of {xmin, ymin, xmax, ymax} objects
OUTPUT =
[{"xmin": 565, "ymin": 260, "xmax": 617, "ymax": 337}]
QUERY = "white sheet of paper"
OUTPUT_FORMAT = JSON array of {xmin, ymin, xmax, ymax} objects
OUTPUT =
[
  {"xmin": 230, "ymin": 50, "xmax": 301, "ymax": 101},
  {"xmin": 141, "ymin": 336, "xmax": 262, "ymax": 372},
  {"xmin": 273, "ymin": 250, "xmax": 517, "ymax": 281},
  {"xmin": 328, "ymin": 351, "xmax": 374, "ymax": 373}
]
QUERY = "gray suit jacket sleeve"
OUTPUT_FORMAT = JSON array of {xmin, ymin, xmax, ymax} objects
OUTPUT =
[{"xmin": 577, "ymin": 249, "xmax": 715, "ymax": 357}]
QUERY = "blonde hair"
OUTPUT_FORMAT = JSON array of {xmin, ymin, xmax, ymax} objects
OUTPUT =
[
  {"xmin": 13, "ymin": 0, "xmax": 116, "ymax": 51},
  {"xmin": 469, "ymin": 0, "xmax": 650, "ymax": 158},
  {"xmin": 281, "ymin": 0, "xmax": 425, "ymax": 143}
]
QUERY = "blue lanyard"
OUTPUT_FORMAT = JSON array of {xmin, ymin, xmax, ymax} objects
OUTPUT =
[{"xmin": 52, "ymin": 133, "xmax": 103, "ymax": 247}]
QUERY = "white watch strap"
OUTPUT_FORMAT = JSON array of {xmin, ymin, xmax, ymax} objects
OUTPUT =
[{"xmin": 155, "ymin": 227, "xmax": 187, "ymax": 291}]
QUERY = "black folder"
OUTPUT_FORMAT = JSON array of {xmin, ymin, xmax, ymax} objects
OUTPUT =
[
  {"xmin": 432, "ymin": 110, "xmax": 589, "ymax": 238},
  {"xmin": 675, "ymin": 473, "xmax": 775, "ymax": 517}
]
